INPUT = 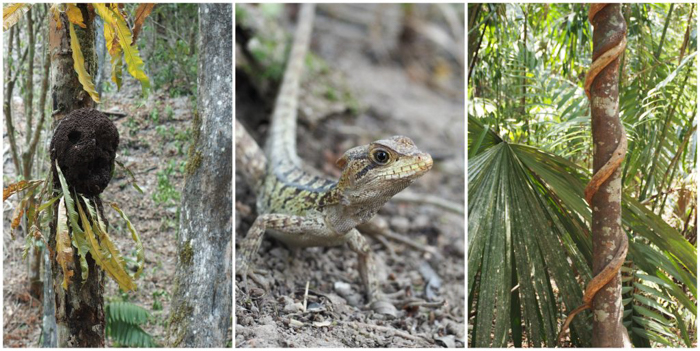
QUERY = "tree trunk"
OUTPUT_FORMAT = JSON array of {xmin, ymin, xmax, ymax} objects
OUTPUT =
[
  {"xmin": 588, "ymin": 4, "xmax": 629, "ymax": 347},
  {"xmin": 49, "ymin": 4, "xmax": 95, "ymax": 123},
  {"xmin": 166, "ymin": 4, "xmax": 232, "ymax": 347},
  {"xmin": 48, "ymin": 5, "xmax": 104, "ymax": 347},
  {"xmin": 42, "ymin": 245, "xmax": 58, "ymax": 347}
]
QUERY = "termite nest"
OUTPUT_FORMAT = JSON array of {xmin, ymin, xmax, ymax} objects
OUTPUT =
[{"xmin": 50, "ymin": 108, "xmax": 119, "ymax": 197}]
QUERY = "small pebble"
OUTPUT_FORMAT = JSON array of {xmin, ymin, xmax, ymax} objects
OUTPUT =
[
  {"xmin": 390, "ymin": 217, "xmax": 410, "ymax": 233},
  {"xmin": 283, "ymin": 302, "xmax": 304, "ymax": 313},
  {"xmin": 413, "ymin": 214, "xmax": 431, "ymax": 229}
]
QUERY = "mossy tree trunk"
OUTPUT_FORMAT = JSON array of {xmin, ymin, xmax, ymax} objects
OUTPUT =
[
  {"xmin": 47, "ymin": 5, "xmax": 104, "ymax": 347},
  {"xmin": 166, "ymin": 4, "xmax": 233, "ymax": 347}
]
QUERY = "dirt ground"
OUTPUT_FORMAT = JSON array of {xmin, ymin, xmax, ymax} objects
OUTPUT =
[
  {"xmin": 235, "ymin": 4, "xmax": 465, "ymax": 348},
  {"xmin": 3, "ymin": 76, "xmax": 197, "ymax": 346}
]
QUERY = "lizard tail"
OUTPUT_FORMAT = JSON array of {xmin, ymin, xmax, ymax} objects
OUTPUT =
[{"xmin": 265, "ymin": 4, "xmax": 316, "ymax": 168}]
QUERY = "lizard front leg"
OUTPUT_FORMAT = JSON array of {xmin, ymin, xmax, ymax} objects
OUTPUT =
[
  {"xmin": 347, "ymin": 229, "xmax": 398, "ymax": 318},
  {"xmin": 236, "ymin": 213, "xmax": 326, "ymax": 290}
]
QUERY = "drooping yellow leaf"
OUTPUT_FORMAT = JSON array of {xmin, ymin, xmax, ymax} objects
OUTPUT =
[
  {"xmin": 75, "ymin": 200, "xmax": 107, "ymax": 269},
  {"xmin": 77, "ymin": 198, "xmax": 136, "ymax": 291},
  {"xmin": 131, "ymin": 4, "xmax": 155, "ymax": 43},
  {"xmin": 103, "ymin": 20, "xmax": 121, "ymax": 56},
  {"xmin": 3, "ymin": 3, "xmax": 31, "ymax": 31},
  {"xmin": 56, "ymin": 198, "xmax": 75, "ymax": 290},
  {"xmin": 111, "ymin": 202, "xmax": 145, "ymax": 279},
  {"xmin": 94, "ymin": 4, "xmax": 150, "ymax": 94},
  {"xmin": 69, "ymin": 23, "xmax": 100, "ymax": 103},
  {"xmin": 65, "ymin": 4, "xmax": 85, "ymax": 28},
  {"xmin": 102, "ymin": 19, "xmax": 123, "ymax": 88}
]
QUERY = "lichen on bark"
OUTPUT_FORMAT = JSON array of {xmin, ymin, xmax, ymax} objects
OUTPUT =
[{"xmin": 165, "ymin": 4, "xmax": 232, "ymax": 347}]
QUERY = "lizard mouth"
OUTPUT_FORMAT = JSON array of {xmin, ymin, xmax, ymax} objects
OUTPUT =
[{"xmin": 376, "ymin": 154, "xmax": 433, "ymax": 180}]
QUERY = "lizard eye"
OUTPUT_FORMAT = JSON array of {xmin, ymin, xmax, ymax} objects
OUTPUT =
[{"xmin": 372, "ymin": 149, "xmax": 390, "ymax": 164}]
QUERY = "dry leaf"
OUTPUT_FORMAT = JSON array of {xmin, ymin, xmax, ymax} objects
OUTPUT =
[
  {"xmin": 132, "ymin": 4, "xmax": 155, "ymax": 43},
  {"xmin": 3, "ymin": 3, "xmax": 31, "ymax": 31}
]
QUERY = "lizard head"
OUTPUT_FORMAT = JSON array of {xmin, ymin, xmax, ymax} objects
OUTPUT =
[{"xmin": 335, "ymin": 136, "xmax": 432, "ymax": 205}]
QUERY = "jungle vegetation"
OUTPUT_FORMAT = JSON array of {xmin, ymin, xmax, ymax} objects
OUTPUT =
[{"xmin": 468, "ymin": 3, "xmax": 697, "ymax": 347}]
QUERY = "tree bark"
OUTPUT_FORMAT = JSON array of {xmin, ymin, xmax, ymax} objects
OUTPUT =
[
  {"xmin": 166, "ymin": 4, "xmax": 233, "ymax": 347},
  {"xmin": 49, "ymin": 4, "xmax": 95, "ymax": 124},
  {"xmin": 588, "ymin": 4, "xmax": 629, "ymax": 347},
  {"xmin": 4, "ymin": 25, "xmax": 23, "ymax": 174},
  {"xmin": 48, "ymin": 5, "xmax": 104, "ymax": 347}
]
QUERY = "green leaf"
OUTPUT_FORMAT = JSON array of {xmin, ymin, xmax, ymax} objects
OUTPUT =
[
  {"xmin": 468, "ymin": 117, "xmax": 696, "ymax": 347},
  {"xmin": 56, "ymin": 161, "xmax": 89, "ymax": 282},
  {"xmin": 105, "ymin": 301, "xmax": 156, "ymax": 347}
]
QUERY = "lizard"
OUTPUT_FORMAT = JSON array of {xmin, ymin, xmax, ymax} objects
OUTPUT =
[{"xmin": 235, "ymin": 3, "xmax": 433, "ymax": 317}]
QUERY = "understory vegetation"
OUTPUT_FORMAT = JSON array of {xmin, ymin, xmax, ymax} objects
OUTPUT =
[
  {"xmin": 468, "ymin": 3, "xmax": 696, "ymax": 348},
  {"xmin": 3, "ymin": 3, "xmax": 199, "ymax": 347}
]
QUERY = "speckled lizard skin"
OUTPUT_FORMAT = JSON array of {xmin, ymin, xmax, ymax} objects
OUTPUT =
[{"xmin": 235, "ymin": 4, "xmax": 433, "ymax": 317}]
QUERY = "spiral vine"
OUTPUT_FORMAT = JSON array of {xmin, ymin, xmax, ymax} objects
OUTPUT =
[{"xmin": 557, "ymin": 4, "xmax": 629, "ymax": 345}]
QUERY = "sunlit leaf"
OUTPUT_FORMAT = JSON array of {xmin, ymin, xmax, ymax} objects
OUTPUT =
[
  {"xmin": 76, "ymin": 197, "xmax": 136, "ymax": 291},
  {"xmin": 94, "ymin": 4, "xmax": 150, "ymax": 94},
  {"xmin": 65, "ymin": 4, "xmax": 85, "ymax": 28},
  {"xmin": 102, "ymin": 19, "xmax": 123, "ymax": 89},
  {"xmin": 3, "ymin": 3, "xmax": 31, "ymax": 31},
  {"xmin": 69, "ymin": 23, "xmax": 100, "ymax": 103}
]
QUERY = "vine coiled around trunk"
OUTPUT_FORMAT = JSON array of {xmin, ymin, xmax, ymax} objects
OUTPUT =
[{"xmin": 557, "ymin": 4, "xmax": 629, "ymax": 345}]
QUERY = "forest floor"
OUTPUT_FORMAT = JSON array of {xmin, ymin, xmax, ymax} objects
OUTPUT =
[
  {"xmin": 235, "ymin": 4, "xmax": 465, "ymax": 348},
  {"xmin": 3, "ymin": 77, "xmax": 203, "ymax": 346}
]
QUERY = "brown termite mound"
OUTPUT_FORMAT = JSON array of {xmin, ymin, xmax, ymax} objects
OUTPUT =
[{"xmin": 50, "ymin": 108, "xmax": 119, "ymax": 196}]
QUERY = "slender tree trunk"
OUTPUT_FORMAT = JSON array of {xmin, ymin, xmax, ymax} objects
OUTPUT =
[
  {"xmin": 48, "ymin": 5, "xmax": 104, "ymax": 347},
  {"xmin": 654, "ymin": 3, "xmax": 674, "ymax": 60},
  {"xmin": 521, "ymin": 5, "xmax": 529, "ymax": 144},
  {"xmin": 25, "ymin": 8, "xmax": 35, "ymax": 146},
  {"xmin": 588, "ymin": 4, "xmax": 629, "ymax": 347},
  {"xmin": 167, "ymin": 4, "xmax": 232, "ymax": 347},
  {"xmin": 467, "ymin": 4, "xmax": 486, "ymax": 84},
  {"xmin": 5, "ymin": 25, "xmax": 23, "ymax": 174},
  {"xmin": 42, "ymin": 243, "xmax": 57, "ymax": 347}
]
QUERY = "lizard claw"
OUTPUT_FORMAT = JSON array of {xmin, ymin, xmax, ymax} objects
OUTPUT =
[{"xmin": 236, "ymin": 260, "xmax": 269, "ymax": 294}]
